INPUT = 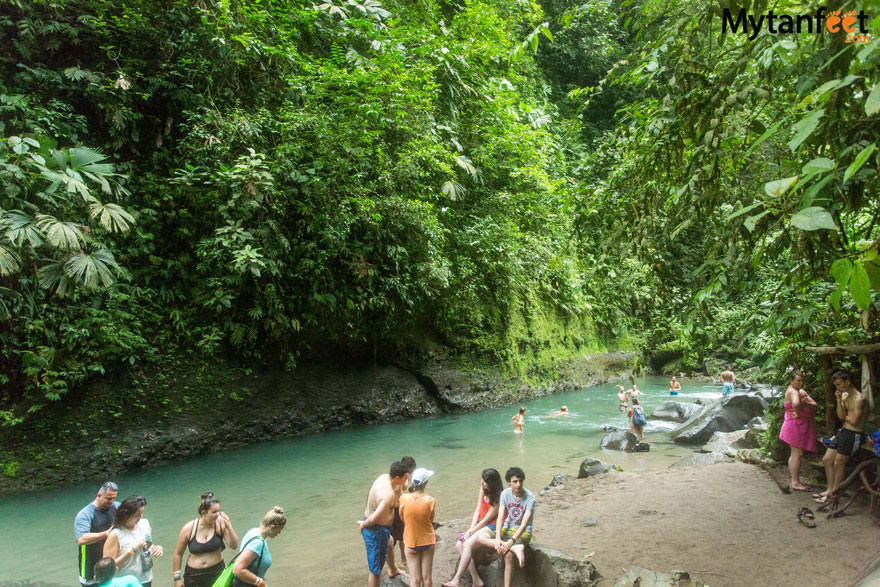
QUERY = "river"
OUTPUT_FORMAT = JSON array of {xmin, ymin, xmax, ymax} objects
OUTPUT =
[{"xmin": 0, "ymin": 376, "xmax": 725, "ymax": 586}]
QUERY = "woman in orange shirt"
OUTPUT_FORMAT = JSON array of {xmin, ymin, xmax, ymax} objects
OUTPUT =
[{"xmin": 399, "ymin": 467, "xmax": 436, "ymax": 587}]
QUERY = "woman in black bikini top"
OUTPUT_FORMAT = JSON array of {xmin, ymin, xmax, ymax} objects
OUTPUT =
[{"xmin": 172, "ymin": 492, "xmax": 240, "ymax": 587}]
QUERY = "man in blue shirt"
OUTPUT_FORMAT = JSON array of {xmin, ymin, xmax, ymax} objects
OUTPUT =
[{"xmin": 74, "ymin": 482, "xmax": 120, "ymax": 585}]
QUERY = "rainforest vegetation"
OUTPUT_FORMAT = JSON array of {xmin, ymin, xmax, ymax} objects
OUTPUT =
[{"xmin": 1, "ymin": 0, "xmax": 878, "ymax": 442}]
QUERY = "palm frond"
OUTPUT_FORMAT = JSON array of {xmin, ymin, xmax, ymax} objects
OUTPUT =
[
  {"xmin": 0, "ymin": 241, "xmax": 21, "ymax": 275},
  {"xmin": 36, "ymin": 214, "xmax": 85, "ymax": 250},
  {"xmin": 63, "ymin": 248, "xmax": 120, "ymax": 290},
  {"xmin": 2, "ymin": 210, "xmax": 44, "ymax": 248},
  {"xmin": 88, "ymin": 198, "xmax": 135, "ymax": 233}
]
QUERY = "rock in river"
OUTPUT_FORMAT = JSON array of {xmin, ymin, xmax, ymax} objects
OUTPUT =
[
  {"xmin": 671, "ymin": 394, "xmax": 768, "ymax": 445},
  {"xmin": 650, "ymin": 401, "xmax": 700, "ymax": 423},
  {"xmin": 578, "ymin": 457, "xmax": 611, "ymax": 478},
  {"xmin": 601, "ymin": 429, "xmax": 640, "ymax": 452}
]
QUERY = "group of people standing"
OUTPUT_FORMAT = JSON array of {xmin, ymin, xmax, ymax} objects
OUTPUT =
[
  {"xmin": 778, "ymin": 369, "xmax": 869, "ymax": 504},
  {"xmin": 75, "ymin": 483, "xmax": 285, "ymax": 587},
  {"xmin": 357, "ymin": 458, "xmax": 535, "ymax": 587}
]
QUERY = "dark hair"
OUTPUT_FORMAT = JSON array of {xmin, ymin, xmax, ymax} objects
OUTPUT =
[
  {"xmin": 789, "ymin": 369, "xmax": 804, "ymax": 381},
  {"xmin": 482, "ymin": 468, "xmax": 503, "ymax": 506},
  {"xmin": 113, "ymin": 495, "xmax": 147, "ymax": 529},
  {"xmin": 505, "ymin": 466, "xmax": 525, "ymax": 482},
  {"xmin": 632, "ymin": 397, "xmax": 640, "ymax": 405},
  {"xmin": 93, "ymin": 557, "xmax": 116, "ymax": 582},
  {"xmin": 832, "ymin": 371, "xmax": 851, "ymax": 383},
  {"xmin": 199, "ymin": 492, "xmax": 220, "ymax": 515},
  {"xmin": 390, "ymin": 460, "xmax": 409, "ymax": 479},
  {"xmin": 98, "ymin": 481, "xmax": 118, "ymax": 495},
  {"xmin": 400, "ymin": 456, "xmax": 416, "ymax": 473},
  {"xmin": 726, "ymin": 365, "xmax": 732, "ymax": 370},
  {"xmin": 519, "ymin": 407, "xmax": 526, "ymax": 414}
]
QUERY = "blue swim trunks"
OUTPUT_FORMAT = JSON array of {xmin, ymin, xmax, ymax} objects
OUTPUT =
[
  {"xmin": 362, "ymin": 520, "xmax": 391, "ymax": 575},
  {"xmin": 722, "ymin": 382, "xmax": 734, "ymax": 395}
]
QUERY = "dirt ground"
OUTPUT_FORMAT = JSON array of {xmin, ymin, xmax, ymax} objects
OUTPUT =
[{"xmin": 427, "ymin": 462, "xmax": 880, "ymax": 587}]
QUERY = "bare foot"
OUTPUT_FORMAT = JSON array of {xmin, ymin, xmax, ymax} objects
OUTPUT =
[
  {"xmin": 441, "ymin": 582, "xmax": 461, "ymax": 587},
  {"xmin": 387, "ymin": 568, "xmax": 405, "ymax": 578},
  {"xmin": 514, "ymin": 548, "xmax": 525, "ymax": 568}
]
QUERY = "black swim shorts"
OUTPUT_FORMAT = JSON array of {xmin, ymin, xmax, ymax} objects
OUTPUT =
[
  {"xmin": 828, "ymin": 427, "xmax": 867, "ymax": 457},
  {"xmin": 391, "ymin": 507, "xmax": 404, "ymax": 542}
]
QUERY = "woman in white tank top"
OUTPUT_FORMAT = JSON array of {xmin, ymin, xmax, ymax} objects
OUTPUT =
[{"xmin": 103, "ymin": 495, "xmax": 164, "ymax": 587}]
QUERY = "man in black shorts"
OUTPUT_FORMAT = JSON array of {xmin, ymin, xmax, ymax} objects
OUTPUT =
[
  {"xmin": 816, "ymin": 372, "xmax": 867, "ymax": 504},
  {"xmin": 387, "ymin": 456, "xmax": 416, "ymax": 577}
]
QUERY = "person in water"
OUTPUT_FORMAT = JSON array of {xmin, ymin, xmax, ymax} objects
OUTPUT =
[
  {"xmin": 629, "ymin": 384, "xmax": 644, "ymax": 398},
  {"xmin": 628, "ymin": 398, "xmax": 646, "ymax": 440},
  {"xmin": 720, "ymin": 365, "xmax": 736, "ymax": 395},
  {"xmin": 816, "ymin": 372, "xmax": 867, "ymax": 504},
  {"xmin": 357, "ymin": 460, "xmax": 411, "ymax": 587},
  {"xmin": 103, "ymin": 495, "xmax": 163, "ymax": 587},
  {"xmin": 669, "ymin": 376, "xmax": 681, "ymax": 396},
  {"xmin": 388, "ymin": 456, "xmax": 416, "ymax": 579},
  {"xmin": 547, "ymin": 406, "xmax": 569, "ymax": 418},
  {"xmin": 442, "ymin": 468, "xmax": 503, "ymax": 587},
  {"xmin": 75, "ymin": 481, "xmax": 120, "ymax": 586},
  {"xmin": 172, "ymin": 492, "xmax": 240, "ymax": 587},
  {"xmin": 617, "ymin": 386, "xmax": 629, "ymax": 411},
  {"xmin": 233, "ymin": 506, "xmax": 286, "ymax": 587},
  {"xmin": 778, "ymin": 370, "xmax": 818, "ymax": 492},
  {"xmin": 511, "ymin": 407, "xmax": 526, "ymax": 434},
  {"xmin": 399, "ymin": 468, "xmax": 436, "ymax": 587},
  {"xmin": 92, "ymin": 557, "xmax": 142, "ymax": 587}
]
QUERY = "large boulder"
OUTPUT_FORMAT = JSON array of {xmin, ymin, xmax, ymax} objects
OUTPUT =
[
  {"xmin": 477, "ymin": 543, "xmax": 600, "ymax": 587},
  {"xmin": 601, "ymin": 429, "xmax": 640, "ymax": 452},
  {"xmin": 671, "ymin": 395, "xmax": 768, "ymax": 445},
  {"xmin": 670, "ymin": 452, "xmax": 730, "ymax": 468},
  {"xmin": 700, "ymin": 429, "xmax": 761, "ymax": 457},
  {"xmin": 650, "ymin": 401, "xmax": 701, "ymax": 423},
  {"xmin": 578, "ymin": 457, "xmax": 611, "ymax": 478},
  {"xmin": 615, "ymin": 566, "xmax": 694, "ymax": 587}
]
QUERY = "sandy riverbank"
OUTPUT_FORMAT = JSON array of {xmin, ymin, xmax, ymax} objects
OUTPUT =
[{"xmin": 417, "ymin": 461, "xmax": 879, "ymax": 587}]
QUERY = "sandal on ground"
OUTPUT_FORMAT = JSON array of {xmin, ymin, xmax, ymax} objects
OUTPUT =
[
  {"xmin": 792, "ymin": 485, "xmax": 814, "ymax": 492},
  {"xmin": 798, "ymin": 507, "xmax": 816, "ymax": 528}
]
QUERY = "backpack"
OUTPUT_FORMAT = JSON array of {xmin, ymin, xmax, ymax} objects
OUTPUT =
[{"xmin": 631, "ymin": 405, "xmax": 646, "ymax": 427}]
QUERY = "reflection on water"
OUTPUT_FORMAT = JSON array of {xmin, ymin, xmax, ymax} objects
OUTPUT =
[{"xmin": 0, "ymin": 376, "xmax": 727, "ymax": 585}]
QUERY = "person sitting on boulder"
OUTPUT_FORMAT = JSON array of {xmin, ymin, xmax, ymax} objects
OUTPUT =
[
  {"xmin": 628, "ymin": 398, "xmax": 646, "ymax": 440},
  {"xmin": 442, "ymin": 467, "xmax": 534, "ymax": 587}
]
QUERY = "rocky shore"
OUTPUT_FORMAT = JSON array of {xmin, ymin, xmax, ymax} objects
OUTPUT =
[{"xmin": 0, "ymin": 351, "xmax": 634, "ymax": 492}]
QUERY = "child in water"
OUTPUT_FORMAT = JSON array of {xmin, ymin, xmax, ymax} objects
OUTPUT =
[{"xmin": 399, "ymin": 468, "xmax": 436, "ymax": 587}]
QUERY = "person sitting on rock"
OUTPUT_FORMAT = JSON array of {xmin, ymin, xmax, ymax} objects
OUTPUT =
[{"xmin": 443, "ymin": 467, "xmax": 534, "ymax": 587}]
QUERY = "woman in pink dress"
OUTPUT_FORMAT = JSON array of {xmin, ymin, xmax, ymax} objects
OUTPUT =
[{"xmin": 779, "ymin": 370, "xmax": 819, "ymax": 491}]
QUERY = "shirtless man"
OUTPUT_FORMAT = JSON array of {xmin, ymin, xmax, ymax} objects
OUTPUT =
[
  {"xmin": 547, "ymin": 406, "xmax": 569, "ymax": 418},
  {"xmin": 816, "ymin": 372, "xmax": 867, "ymax": 505},
  {"xmin": 629, "ymin": 384, "xmax": 644, "ymax": 398},
  {"xmin": 669, "ymin": 376, "xmax": 681, "ymax": 396},
  {"xmin": 512, "ymin": 407, "xmax": 526, "ymax": 434},
  {"xmin": 720, "ymin": 365, "xmax": 736, "ymax": 395},
  {"xmin": 387, "ymin": 456, "xmax": 416, "ymax": 578},
  {"xmin": 357, "ymin": 461, "xmax": 411, "ymax": 587},
  {"xmin": 617, "ymin": 386, "xmax": 629, "ymax": 411}
]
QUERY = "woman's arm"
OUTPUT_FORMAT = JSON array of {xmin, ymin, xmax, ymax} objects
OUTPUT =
[
  {"xmin": 468, "ymin": 487, "xmax": 483, "ymax": 529},
  {"xmin": 233, "ymin": 548, "xmax": 266, "ymax": 586},
  {"xmin": 790, "ymin": 388, "xmax": 801, "ymax": 417},
  {"xmin": 172, "ymin": 522, "xmax": 190, "ymax": 585},
  {"xmin": 220, "ymin": 513, "xmax": 240, "ymax": 550},
  {"xmin": 472, "ymin": 504, "xmax": 498, "ymax": 534},
  {"xmin": 104, "ymin": 530, "xmax": 144, "ymax": 569}
]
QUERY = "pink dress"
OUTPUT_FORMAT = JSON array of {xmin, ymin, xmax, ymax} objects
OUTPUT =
[{"xmin": 779, "ymin": 400, "xmax": 818, "ymax": 452}]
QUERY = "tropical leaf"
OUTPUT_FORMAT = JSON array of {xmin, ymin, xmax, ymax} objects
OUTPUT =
[
  {"xmin": 866, "ymin": 81, "xmax": 880, "ymax": 116},
  {"xmin": 843, "ymin": 144, "xmax": 876, "ymax": 183},
  {"xmin": 36, "ymin": 214, "xmax": 85, "ymax": 250},
  {"xmin": 63, "ymin": 248, "xmax": 120, "ymax": 290},
  {"xmin": 88, "ymin": 199, "xmax": 135, "ymax": 233},
  {"xmin": 0, "ymin": 241, "xmax": 21, "ymax": 275},
  {"xmin": 850, "ymin": 261, "xmax": 872, "ymax": 310},
  {"xmin": 441, "ymin": 180, "xmax": 466, "ymax": 201},
  {"xmin": 790, "ymin": 207, "xmax": 836, "ymax": 231},
  {"xmin": 2, "ymin": 211, "xmax": 43, "ymax": 248},
  {"xmin": 788, "ymin": 109, "xmax": 824, "ymax": 152}
]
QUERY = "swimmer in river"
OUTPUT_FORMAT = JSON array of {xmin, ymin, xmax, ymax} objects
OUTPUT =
[
  {"xmin": 546, "ymin": 406, "xmax": 569, "ymax": 418},
  {"xmin": 669, "ymin": 376, "xmax": 681, "ymax": 396},
  {"xmin": 617, "ymin": 386, "xmax": 629, "ymax": 411},
  {"xmin": 512, "ymin": 407, "xmax": 526, "ymax": 434}
]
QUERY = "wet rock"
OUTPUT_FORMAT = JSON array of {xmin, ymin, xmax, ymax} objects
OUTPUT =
[
  {"xmin": 477, "ymin": 543, "xmax": 600, "ymax": 586},
  {"xmin": 671, "ymin": 395, "xmax": 768, "ymax": 445},
  {"xmin": 650, "ymin": 401, "xmax": 701, "ymax": 423},
  {"xmin": 632, "ymin": 441, "xmax": 650, "ymax": 452},
  {"xmin": 601, "ymin": 429, "xmax": 640, "ymax": 452},
  {"xmin": 578, "ymin": 457, "xmax": 611, "ymax": 478},
  {"xmin": 615, "ymin": 566, "xmax": 693, "ymax": 587},
  {"xmin": 747, "ymin": 416, "xmax": 767, "ymax": 431},
  {"xmin": 700, "ymin": 429, "xmax": 760, "ymax": 457}
]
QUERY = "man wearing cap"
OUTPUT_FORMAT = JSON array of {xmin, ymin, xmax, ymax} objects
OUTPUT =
[
  {"xmin": 75, "ymin": 481, "xmax": 120, "ymax": 585},
  {"xmin": 356, "ymin": 461, "xmax": 411, "ymax": 587}
]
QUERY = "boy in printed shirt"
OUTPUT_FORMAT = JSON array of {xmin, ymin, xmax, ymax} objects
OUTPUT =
[{"xmin": 491, "ymin": 467, "xmax": 534, "ymax": 587}]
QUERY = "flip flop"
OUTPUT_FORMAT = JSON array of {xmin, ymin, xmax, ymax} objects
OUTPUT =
[
  {"xmin": 798, "ymin": 507, "xmax": 816, "ymax": 528},
  {"xmin": 793, "ymin": 486, "xmax": 815, "ymax": 492}
]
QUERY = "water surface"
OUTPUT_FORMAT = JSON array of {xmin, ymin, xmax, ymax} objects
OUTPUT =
[{"xmin": 0, "ymin": 376, "xmax": 724, "ymax": 585}]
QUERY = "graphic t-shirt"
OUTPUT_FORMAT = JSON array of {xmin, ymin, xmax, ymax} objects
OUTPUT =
[{"xmin": 500, "ymin": 487, "xmax": 535, "ymax": 533}]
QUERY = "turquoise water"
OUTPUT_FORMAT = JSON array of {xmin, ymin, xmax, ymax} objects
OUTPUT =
[{"xmin": 0, "ymin": 376, "xmax": 724, "ymax": 586}]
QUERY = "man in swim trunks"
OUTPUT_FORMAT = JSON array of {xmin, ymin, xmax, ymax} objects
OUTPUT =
[
  {"xmin": 75, "ymin": 481, "xmax": 120, "ymax": 586},
  {"xmin": 617, "ymin": 386, "xmax": 629, "ymax": 411},
  {"xmin": 720, "ymin": 365, "xmax": 736, "ymax": 395},
  {"xmin": 388, "ymin": 456, "xmax": 416, "ymax": 578},
  {"xmin": 669, "ymin": 376, "xmax": 681, "ymax": 395},
  {"xmin": 816, "ymin": 372, "xmax": 867, "ymax": 504},
  {"xmin": 357, "ymin": 461, "xmax": 411, "ymax": 587}
]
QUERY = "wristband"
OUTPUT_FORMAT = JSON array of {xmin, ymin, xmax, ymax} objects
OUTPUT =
[
  {"xmin": 128, "ymin": 548, "xmax": 135, "ymax": 557},
  {"xmin": 173, "ymin": 570, "xmax": 182, "ymax": 581},
  {"xmin": 255, "ymin": 578, "xmax": 264, "ymax": 587}
]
